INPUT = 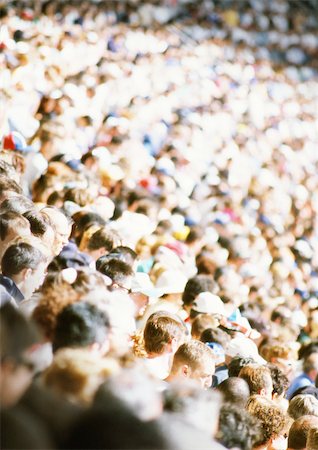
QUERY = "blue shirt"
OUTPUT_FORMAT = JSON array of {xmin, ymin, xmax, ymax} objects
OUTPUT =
[{"xmin": 286, "ymin": 372, "xmax": 313, "ymax": 400}]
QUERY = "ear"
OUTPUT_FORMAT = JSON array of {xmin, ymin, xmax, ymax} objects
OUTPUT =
[
  {"xmin": 181, "ymin": 364, "xmax": 189, "ymax": 377},
  {"xmin": 259, "ymin": 388, "xmax": 266, "ymax": 397},
  {"xmin": 21, "ymin": 268, "xmax": 32, "ymax": 281},
  {"xmin": 170, "ymin": 337, "xmax": 179, "ymax": 354}
]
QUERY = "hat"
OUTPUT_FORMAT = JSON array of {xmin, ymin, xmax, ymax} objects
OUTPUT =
[
  {"xmin": 206, "ymin": 342, "xmax": 225, "ymax": 365},
  {"xmin": 2, "ymin": 132, "xmax": 36, "ymax": 153},
  {"xmin": 155, "ymin": 269, "xmax": 188, "ymax": 295},
  {"xmin": 192, "ymin": 292, "xmax": 226, "ymax": 316},
  {"xmin": 131, "ymin": 273, "xmax": 165, "ymax": 298},
  {"xmin": 225, "ymin": 336, "xmax": 266, "ymax": 365}
]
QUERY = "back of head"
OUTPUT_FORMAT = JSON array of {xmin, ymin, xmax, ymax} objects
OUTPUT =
[
  {"xmin": 182, "ymin": 275, "xmax": 216, "ymax": 307},
  {"xmin": 65, "ymin": 400, "xmax": 169, "ymax": 450},
  {"xmin": 0, "ymin": 302, "xmax": 39, "ymax": 361},
  {"xmin": 1, "ymin": 242, "xmax": 46, "ymax": 278},
  {"xmin": 0, "ymin": 194, "xmax": 34, "ymax": 214},
  {"xmin": 246, "ymin": 395, "xmax": 287, "ymax": 447},
  {"xmin": 191, "ymin": 315, "xmax": 220, "ymax": 340},
  {"xmin": 288, "ymin": 415, "xmax": 318, "ymax": 449},
  {"xmin": 239, "ymin": 364, "xmax": 273, "ymax": 397},
  {"xmin": 143, "ymin": 312, "xmax": 186, "ymax": 355},
  {"xmin": 217, "ymin": 377, "xmax": 250, "ymax": 406},
  {"xmin": 217, "ymin": 403, "xmax": 261, "ymax": 450},
  {"xmin": 97, "ymin": 258, "xmax": 133, "ymax": 285},
  {"xmin": 163, "ymin": 379, "xmax": 221, "ymax": 435},
  {"xmin": 307, "ymin": 427, "xmax": 318, "ymax": 450},
  {"xmin": 228, "ymin": 356, "xmax": 256, "ymax": 377},
  {"xmin": 53, "ymin": 301, "xmax": 110, "ymax": 353},
  {"xmin": 0, "ymin": 211, "xmax": 30, "ymax": 242},
  {"xmin": 87, "ymin": 227, "xmax": 118, "ymax": 252},
  {"xmin": 171, "ymin": 340, "xmax": 214, "ymax": 375},
  {"xmin": 288, "ymin": 394, "xmax": 318, "ymax": 420},
  {"xmin": 267, "ymin": 363, "xmax": 289, "ymax": 398}
]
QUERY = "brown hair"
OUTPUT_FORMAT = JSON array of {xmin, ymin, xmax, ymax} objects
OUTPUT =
[
  {"xmin": 143, "ymin": 312, "xmax": 186, "ymax": 355},
  {"xmin": 239, "ymin": 364, "xmax": 272, "ymax": 396}
]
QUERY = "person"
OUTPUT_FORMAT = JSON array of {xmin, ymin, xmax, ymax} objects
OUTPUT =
[
  {"xmin": 288, "ymin": 394, "xmax": 318, "ymax": 420},
  {"xmin": 0, "ymin": 242, "xmax": 48, "ymax": 306},
  {"xmin": 239, "ymin": 364, "xmax": 273, "ymax": 398},
  {"xmin": 43, "ymin": 347, "xmax": 119, "ymax": 406},
  {"xmin": 166, "ymin": 340, "xmax": 215, "ymax": 389},
  {"xmin": 182, "ymin": 274, "xmax": 217, "ymax": 314},
  {"xmin": 52, "ymin": 301, "xmax": 111, "ymax": 355},
  {"xmin": 0, "ymin": 211, "xmax": 31, "ymax": 260},
  {"xmin": 267, "ymin": 363, "xmax": 289, "ymax": 411},
  {"xmin": 40, "ymin": 206, "xmax": 72, "ymax": 256},
  {"xmin": 217, "ymin": 377, "xmax": 250, "ymax": 407},
  {"xmin": 142, "ymin": 311, "xmax": 187, "ymax": 380},
  {"xmin": 246, "ymin": 395, "xmax": 288, "ymax": 450},
  {"xmin": 286, "ymin": 353, "xmax": 318, "ymax": 400},
  {"xmin": 217, "ymin": 403, "xmax": 261, "ymax": 450},
  {"xmin": 0, "ymin": 303, "xmax": 39, "ymax": 408},
  {"xmin": 287, "ymin": 415, "xmax": 318, "ymax": 450}
]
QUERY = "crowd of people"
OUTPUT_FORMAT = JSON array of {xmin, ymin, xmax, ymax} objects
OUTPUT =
[{"xmin": 1, "ymin": 0, "xmax": 318, "ymax": 449}]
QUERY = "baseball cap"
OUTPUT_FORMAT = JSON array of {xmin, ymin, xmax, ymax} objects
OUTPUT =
[
  {"xmin": 2, "ymin": 132, "xmax": 36, "ymax": 153},
  {"xmin": 192, "ymin": 292, "xmax": 227, "ymax": 316},
  {"xmin": 225, "ymin": 336, "xmax": 266, "ymax": 365}
]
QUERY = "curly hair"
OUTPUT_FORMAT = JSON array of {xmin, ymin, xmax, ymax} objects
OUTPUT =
[{"xmin": 246, "ymin": 395, "xmax": 287, "ymax": 446}]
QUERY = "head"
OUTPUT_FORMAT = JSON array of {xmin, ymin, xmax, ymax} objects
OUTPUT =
[
  {"xmin": 288, "ymin": 395, "xmax": 318, "ymax": 420},
  {"xmin": 94, "ymin": 367, "xmax": 162, "ymax": 421},
  {"xmin": 23, "ymin": 210, "xmax": 55, "ymax": 248},
  {"xmin": 0, "ymin": 303, "xmax": 39, "ymax": 407},
  {"xmin": 217, "ymin": 377, "xmax": 250, "ymax": 407},
  {"xmin": 43, "ymin": 348, "xmax": 118, "ymax": 406},
  {"xmin": 267, "ymin": 363, "xmax": 289, "ymax": 400},
  {"xmin": 217, "ymin": 403, "xmax": 261, "ymax": 450},
  {"xmin": 228, "ymin": 356, "xmax": 256, "ymax": 377},
  {"xmin": 85, "ymin": 227, "xmax": 118, "ymax": 260},
  {"xmin": 304, "ymin": 353, "xmax": 318, "ymax": 382},
  {"xmin": 0, "ymin": 176, "xmax": 23, "ymax": 203},
  {"xmin": 97, "ymin": 258, "xmax": 134, "ymax": 292},
  {"xmin": 169, "ymin": 340, "xmax": 215, "ymax": 389},
  {"xmin": 0, "ymin": 212, "xmax": 31, "ymax": 258},
  {"xmin": 246, "ymin": 395, "xmax": 288, "ymax": 448},
  {"xmin": 288, "ymin": 415, "xmax": 318, "ymax": 450},
  {"xmin": 53, "ymin": 301, "xmax": 111, "ymax": 355},
  {"xmin": 239, "ymin": 364, "xmax": 273, "ymax": 398},
  {"xmin": 143, "ymin": 312, "xmax": 187, "ymax": 357},
  {"xmin": 182, "ymin": 275, "xmax": 216, "ymax": 312},
  {"xmin": 0, "ymin": 194, "xmax": 34, "ymax": 214},
  {"xmin": 191, "ymin": 314, "xmax": 220, "ymax": 340},
  {"xmin": 1, "ymin": 243, "xmax": 48, "ymax": 299},
  {"xmin": 163, "ymin": 379, "xmax": 221, "ymax": 435},
  {"xmin": 40, "ymin": 207, "xmax": 72, "ymax": 255}
]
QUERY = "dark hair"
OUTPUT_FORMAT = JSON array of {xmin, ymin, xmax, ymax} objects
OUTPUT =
[
  {"xmin": 182, "ymin": 275, "xmax": 216, "ymax": 307},
  {"xmin": 1, "ymin": 243, "xmax": 46, "ymax": 278},
  {"xmin": 185, "ymin": 226, "xmax": 204, "ymax": 245},
  {"xmin": 0, "ymin": 194, "xmax": 34, "ymax": 214},
  {"xmin": 97, "ymin": 258, "xmax": 133, "ymax": 284},
  {"xmin": 217, "ymin": 377, "xmax": 250, "ymax": 406},
  {"xmin": 65, "ymin": 400, "xmax": 168, "ymax": 450},
  {"xmin": 111, "ymin": 246, "xmax": 137, "ymax": 266},
  {"xmin": 0, "ymin": 212, "xmax": 29, "ymax": 241},
  {"xmin": 23, "ymin": 210, "xmax": 51, "ymax": 237},
  {"xmin": 217, "ymin": 403, "xmax": 261, "ymax": 450},
  {"xmin": 87, "ymin": 228, "xmax": 117, "ymax": 252},
  {"xmin": 267, "ymin": 364, "xmax": 289, "ymax": 396},
  {"xmin": 73, "ymin": 212, "xmax": 106, "ymax": 235},
  {"xmin": 228, "ymin": 356, "xmax": 256, "ymax": 378},
  {"xmin": 200, "ymin": 327, "xmax": 230, "ymax": 348},
  {"xmin": 53, "ymin": 302, "xmax": 110, "ymax": 352},
  {"xmin": 0, "ymin": 302, "xmax": 39, "ymax": 361}
]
